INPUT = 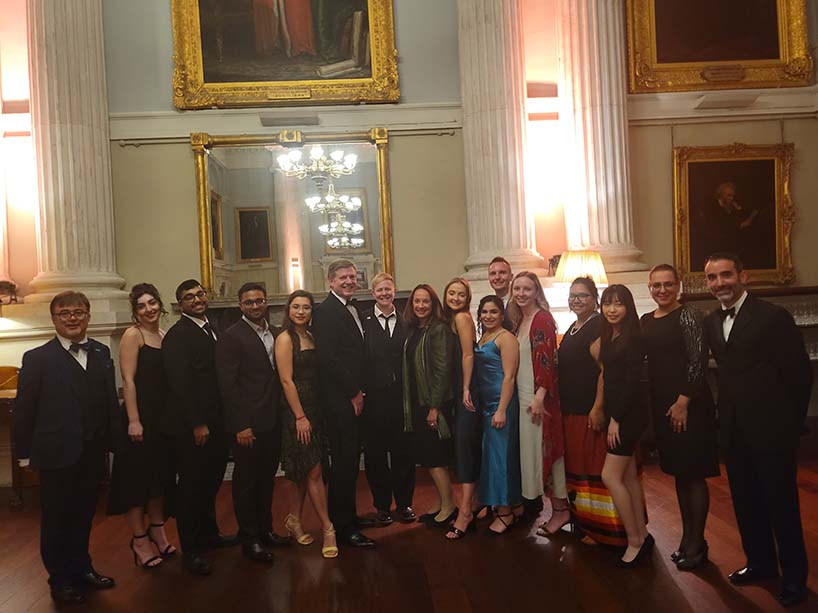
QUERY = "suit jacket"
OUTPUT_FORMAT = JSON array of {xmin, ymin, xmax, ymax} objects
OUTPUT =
[
  {"xmin": 311, "ymin": 293, "xmax": 366, "ymax": 408},
  {"xmin": 362, "ymin": 308, "xmax": 405, "ymax": 393},
  {"xmin": 705, "ymin": 294, "xmax": 812, "ymax": 454},
  {"xmin": 216, "ymin": 319, "xmax": 281, "ymax": 434},
  {"xmin": 13, "ymin": 337, "xmax": 117, "ymax": 470},
  {"xmin": 162, "ymin": 315, "xmax": 225, "ymax": 435}
]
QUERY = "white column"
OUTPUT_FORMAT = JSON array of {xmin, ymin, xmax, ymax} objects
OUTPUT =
[
  {"xmin": 457, "ymin": 0, "xmax": 545, "ymax": 278},
  {"xmin": 557, "ymin": 0, "xmax": 646, "ymax": 272},
  {"xmin": 25, "ymin": 0, "xmax": 126, "ymax": 301}
]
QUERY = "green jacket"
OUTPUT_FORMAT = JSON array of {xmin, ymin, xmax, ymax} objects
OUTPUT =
[{"xmin": 403, "ymin": 320, "xmax": 453, "ymax": 438}]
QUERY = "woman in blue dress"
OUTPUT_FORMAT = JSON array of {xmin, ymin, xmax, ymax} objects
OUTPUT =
[{"xmin": 473, "ymin": 295, "xmax": 522, "ymax": 536}]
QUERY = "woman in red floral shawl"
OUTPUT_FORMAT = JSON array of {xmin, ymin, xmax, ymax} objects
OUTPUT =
[{"xmin": 507, "ymin": 272, "xmax": 568, "ymax": 536}]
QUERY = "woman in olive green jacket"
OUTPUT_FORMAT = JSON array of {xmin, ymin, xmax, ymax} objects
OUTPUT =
[{"xmin": 403, "ymin": 284, "xmax": 457, "ymax": 526}]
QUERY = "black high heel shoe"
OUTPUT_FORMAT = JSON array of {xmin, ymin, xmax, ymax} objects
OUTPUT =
[
  {"xmin": 487, "ymin": 511, "xmax": 517, "ymax": 536},
  {"xmin": 616, "ymin": 534, "xmax": 654, "ymax": 569},
  {"xmin": 131, "ymin": 533, "xmax": 162, "ymax": 569},
  {"xmin": 427, "ymin": 508, "xmax": 458, "ymax": 528},
  {"xmin": 675, "ymin": 541, "xmax": 708, "ymax": 570},
  {"xmin": 445, "ymin": 516, "xmax": 476, "ymax": 540},
  {"xmin": 148, "ymin": 522, "xmax": 177, "ymax": 557}
]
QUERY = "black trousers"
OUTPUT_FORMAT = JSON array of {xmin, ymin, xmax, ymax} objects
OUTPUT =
[
  {"xmin": 175, "ymin": 429, "xmax": 230, "ymax": 555},
  {"xmin": 231, "ymin": 427, "xmax": 281, "ymax": 543},
  {"xmin": 362, "ymin": 384, "xmax": 415, "ymax": 511},
  {"xmin": 39, "ymin": 436, "xmax": 106, "ymax": 588},
  {"xmin": 326, "ymin": 402, "xmax": 362, "ymax": 536},
  {"xmin": 726, "ymin": 428, "xmax": 808, "ymax": 587}
]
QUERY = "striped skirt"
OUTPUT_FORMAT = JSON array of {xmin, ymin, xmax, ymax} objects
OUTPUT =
[{"xmin": 563, "ymin": 413, "xmax": 628, "ymax": 547}]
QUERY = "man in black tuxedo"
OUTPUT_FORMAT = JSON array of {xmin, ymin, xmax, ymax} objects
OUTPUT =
[
  {"xmin": 14, "ymin": 291, "xmax": 117, "ymax": 605},
  {"xmin": 704, "ymin": 253, "xmax": 812, "ymax": 607},
  {"xmin": 312, "ymin": 259, "xmax": 375, "ymax": 547},
  {"xmin": 361, "ymin": 273, "xmax": 416, "ymax": 525},
  {"xmin": 162, "ymin": 279, "xmax": 235, "ymax": 576},
  {"xmin": 216, "ymin": 282, "xmax": 289, "ymax": 563}
]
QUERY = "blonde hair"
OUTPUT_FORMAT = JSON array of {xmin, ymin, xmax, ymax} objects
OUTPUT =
[
  {"xmin": 370, "ymin": 272, "xmax": 395, "ymax": 288},
  {"xmin": 506, "ymin": 271, "xmax": 550, "ymax": 333}
]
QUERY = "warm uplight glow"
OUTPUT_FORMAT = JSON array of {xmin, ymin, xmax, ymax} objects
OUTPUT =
[
  {"xmin": 525, "ymin": 111, "xmax": 572, "ymax": 216},
  {"xmin": 554, "ymin": 249, "xmax": 608, "ymax": 286},
  {"xmin": 1, "ymin": 134, "xmax": 37, "ymax": 215},
  {"xmin": 289, "ymin": 257, "xmax": 302, "ymax": 292}
]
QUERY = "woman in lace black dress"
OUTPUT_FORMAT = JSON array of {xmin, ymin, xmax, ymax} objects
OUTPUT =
[
  {"xmin": 641, "ymin": 264, "xmax": 719, "ymax": 569},
  {"xmin": 275, "ymin": 290, "xmax": 337, "ymax": 558},
  {"xmin": 108, "ymin": 283, "xmax": 177, "ymax": 569}
]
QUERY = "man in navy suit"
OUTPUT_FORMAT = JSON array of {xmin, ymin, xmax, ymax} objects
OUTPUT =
[{"xmin": 14, "ymin": 291, "xmax": 117, "ymax": 605}]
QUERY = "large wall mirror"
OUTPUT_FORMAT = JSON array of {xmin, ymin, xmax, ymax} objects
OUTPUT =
[{"xmin": 191, "ymin": 128, "xmax": 394, "ymax": 299}]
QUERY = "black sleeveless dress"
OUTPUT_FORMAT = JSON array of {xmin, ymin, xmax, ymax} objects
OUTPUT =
[{"xmin": 107, "ymin": 344, "xmax": 174, "ymax": 515}]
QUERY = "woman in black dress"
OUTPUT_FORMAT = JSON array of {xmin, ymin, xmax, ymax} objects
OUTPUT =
[
  {"xmin": 275, "ymin": 290, "xmax": 337, "ymax": 558},
  {"xmin": 403, "ymin": 284, "xmax": 457, "ymax": 527},
  {"xmin": 597, "ymin": 285, "xmax": 650, "ymax": 567},
  {"xmin": 108, "ymin": 283, "xmax": 176, "ymax": 568},
  {"xmin": 641, "ymin": 264, "xmax": 719, "ymax": 569}
]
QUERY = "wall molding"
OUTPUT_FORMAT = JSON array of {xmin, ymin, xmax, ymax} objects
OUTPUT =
[{"xmin": 109, "ymin": 102, "xmax": 463, "ymax": 141}]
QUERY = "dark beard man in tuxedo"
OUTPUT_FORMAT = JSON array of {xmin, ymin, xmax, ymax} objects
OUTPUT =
[
  {"xmin": 311, "ymin": 259, "xmax": 375, "ymax": 548},
  {"xmin": 14, "ymin": 291, "xmax": 117, "ymax": 605},
  {"xmin": 162, "ymin": 279, "xmax": 237, "ymax": 576},
  {"xmin": 703, "ymin": 253, "xmax": 812, "ymax": 607}
]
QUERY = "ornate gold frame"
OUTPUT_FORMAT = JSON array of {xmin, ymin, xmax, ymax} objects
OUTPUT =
[
  {"xmin": 172, "ymin": 0, "xmax": 399, "ymax": 108},
  {"xmin": 235, "ymin": 207, "xmax": 275, "ymax": 263},
  {"xmin": 627, "ymin": 0, "xmax": 812, "ymax": 93},
  {"xmin": 191, "ymin": 128, "xmax": 394, "ymax": 293},
  {"xmin": 673, "ymin": 143, "xmax": 795, "ymax": 289},
  {"xmin": 209, "ymin": 190, "xmax": 224, "ymax": 260}
]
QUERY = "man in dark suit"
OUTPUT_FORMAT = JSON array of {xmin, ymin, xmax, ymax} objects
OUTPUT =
[
  {"xmin": 216, "ymin": 282, "xmax": 289, "ymax": 563},
  {"xmin": 14, "ymin": 291, "xmax": 117, "ymax": 605},
  {"xmin": 361, "ymin": 273, "xmax": 416, "ymax": 525},
  {"xmin": 162, "ymin": 279, "xmax": 236, "ymax": 576},
  {"xmin": 312, "ymin": 259, "xmax": 375, "ymax": 547},
  {"xmin": 704, "ymin": 253, "xmax": 812, "ymax": 607},
  {"xmin": 489, "ymin": 256, "xmax": 514, "ymax": 332}
]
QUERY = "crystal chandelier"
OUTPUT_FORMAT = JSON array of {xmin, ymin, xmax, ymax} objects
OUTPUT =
[
  {"xmin": 304, "ymin": 183, "xmax": 362, "ymax": 214},
  {"xmin": 319, "ymin": 213, "xmax": 364, "ymax": 249},
  {"xmin": 271, "ymin": 144, "xmax": 357, "ymax": 187}
]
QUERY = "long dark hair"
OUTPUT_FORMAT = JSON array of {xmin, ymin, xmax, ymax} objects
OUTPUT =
[
  {"xmin": 281, "ymin": 289, "xmax": 315, "ymax": 354},
  {"xmin": 599, "ymin": 284, "xmax": 640, "ymax": 361},
  {"xmin": 403, "ymin": 284, "xmax": 445, "ymax": 330},
  {"xmin": 442, "ymin": 277, "xmax": 472, "ymax": 327},
  {"xmin": 129, "ymin": 283, "xmax": 167, "ymax": 323},
  {"xmin": 477, "ymin": 294, "xmax": 505, "ymax": 337}
]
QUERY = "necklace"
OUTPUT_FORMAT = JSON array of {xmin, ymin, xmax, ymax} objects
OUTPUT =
[{"xmin": 569, "ymin": 312, "xmax": 599, "ymax": 336}]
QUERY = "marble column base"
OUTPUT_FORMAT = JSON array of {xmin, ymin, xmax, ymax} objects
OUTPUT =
[
  {"xmin": 26, "ymin": 271, "xmax": 128, "ymax": 303},
  {"xmin": 594, "ymin": 243, "xmax": 648, "ymax": 274}
]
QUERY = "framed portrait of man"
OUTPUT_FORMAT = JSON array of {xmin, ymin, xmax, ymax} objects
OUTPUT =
[
  {"xmin": 236, "ymin": 207, "xmax": 275, "ymax": 262},
  {"xmin": 673, "ymin": 143, "xmax": 795, "ymax": 288},
  {"xmin": 172, "ymin": 0, "xmax": 399, "ymax": 108},
  {"xmin": 627, "ymin": 0, "xmax": 812, "ymax": 93}
]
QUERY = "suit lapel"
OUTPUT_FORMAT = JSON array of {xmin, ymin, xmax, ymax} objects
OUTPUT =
[
  {"xmin": 330, "ymin": 293, "xmax": 363, "ymax": 341},
  {"xmin": 238, "ymin": 319, "xmax": 275, "ymax": 371},
  {"xmin": 726, "ymin": 295, "xmax": 754, "ymax": 347}
]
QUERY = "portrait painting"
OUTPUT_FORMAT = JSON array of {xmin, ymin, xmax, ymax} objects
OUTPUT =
[
  {"xmin": 236, "ymin": 208, "xmax": 275, "ymax": 262},
  {"xmin": 172, "ymin": 0, "xmax": 399, "ymax": 108},
  {"xmin": 673, "ymin": 143, "xmax": 795, "ymax": 287},
  {"xmin": 210, "ymin": 190, "xmax": 224, "ymax": 260},
  {"xmin": 627, "ymin": 0, "xmax": 812, "ymax": 92}
]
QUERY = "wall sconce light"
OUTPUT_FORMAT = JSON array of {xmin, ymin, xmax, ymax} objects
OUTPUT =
[{"xmin": 289, "ymin": 257, "xmax": 302, "ymax": 292}]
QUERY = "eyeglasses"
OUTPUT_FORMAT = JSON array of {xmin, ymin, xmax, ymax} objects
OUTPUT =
[
  {"xmin": 180, "ymin": 290, "xmax": 207, "ymax": 303},
  {"xmin": 568, "ymin": 293, "xmax": 592, "ymax": 302},
  {"xmin": 241, "ymin": 298, "xmax": 267, "ymax": 307},
  {"xmin": 649, "ymin": 282, "xmax": 677, "ymax": 291},
  {"xmin": 54, "ymin": 310, "xmax": 89, "ymax": 321}
]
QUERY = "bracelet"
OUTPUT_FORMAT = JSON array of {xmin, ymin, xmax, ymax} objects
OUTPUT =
[{"xmin": 296, "ymin": 415, "xmax": 307, "ymax": 421}]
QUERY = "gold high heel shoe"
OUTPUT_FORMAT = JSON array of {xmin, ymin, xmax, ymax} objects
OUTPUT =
[
  {"xmin": 322, "ymin": 525, "xmax": 338, "ymax": 559},
  {"xmin": 284, "ymin": 513, "xmax": 314, "ymax": 545}
]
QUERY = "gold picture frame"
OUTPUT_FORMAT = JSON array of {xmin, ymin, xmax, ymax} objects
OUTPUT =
[
  {"xmin": 172, "ymin": 0, "xmax": 399, "ymax": 109},
  {"xmin": 673, "ymin": 143, "xmax": 795, "ymax": 290},
  {"xmin": 627, "ymin": 0, "xmax": 812, "ymax": 93},
  {"xmin": 235, "ymin": 207, "xmax": 275, "ymax": 263},
  {"xmin": 210, "ymin": 190, "xmax": 224, "ymax": 260}
]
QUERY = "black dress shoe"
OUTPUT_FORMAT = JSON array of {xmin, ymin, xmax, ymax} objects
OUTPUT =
[
  {"xmin": 342, "ymin": 531, "xmax": 376, "ymax": 548},
  {"xmin": 242, "ymin": 542, "xmax": 274, "ymax": 563},
  {"xmin": 76, "ymin": 569, "xmax": 115, "ymax": 590},
  {"xmin": 777, "ymin": 584, "xmax": 807, "ymax": 607},
  {"xmin": 203, "ymin": 533, "xmax": 240, "ymax": 550},
  {"xmin": 50, "ymin": 585, "xmax": 87, "ymax": 605},
  {"xmin": 182, "ymin": 553, "xmax": 212, "ymax": 576},
  {"xmin": 428, "ymin": 508, "xmax": 458, "ymax": 528},
  {"xmin": 728, "ymin": 566, "xmax": 778, "ymax": 585},
  {"xmin": 376, "ymin": 510, "xmax": 393, "ymax": 526},
  {"xmin": 395, "ymin": 507, "xmax": 417, "ymax": 523},
  {"xmin": 356, "ymin": 516, "xmax": 377, "ymax": 528},
  {"xmin": 260, "ymin": 531, "xmax": 291, "ymax": 548}
]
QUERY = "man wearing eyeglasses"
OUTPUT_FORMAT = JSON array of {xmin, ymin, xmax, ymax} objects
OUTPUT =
[
  {"xmin": 216, "ymin": 282, "xmax": 290, "ymax": 563},
  {"xmin": 14, "ymin": 291, "xmax": 118, "ymax": 605},
  {"xmin": 162, "ymin": 279, "xmax": 236, "ymax": 576}
]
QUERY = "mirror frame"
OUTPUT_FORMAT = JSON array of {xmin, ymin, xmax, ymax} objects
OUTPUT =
[{"xmin": 190, "ymin": 128, "xmax": 394, "ymax": 294}]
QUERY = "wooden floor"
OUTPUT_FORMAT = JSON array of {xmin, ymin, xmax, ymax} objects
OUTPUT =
[{"xmin": 2, "ymin": 436, "xmax": 818, "ymax": 613}]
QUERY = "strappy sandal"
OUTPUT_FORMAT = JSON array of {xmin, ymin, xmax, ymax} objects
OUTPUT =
[
  {"xmin": 445, "ymin": 514, "xmax": 476, "ymax": 540},
  {"xmin": 536, "ymin": 504, "xmax": 572, "ymax": 536},
  {"xmin": 322, "ymin": 526, "xmax": 339, "ymax": 559},
  {"xmin": 487, "ymin": 511, "xmax": 517, "ymax": 536},
  {"xmin": 148, "ymin": 522, "xmax": 177, "ymax": 557},
  {"xmin": 130, "ymin": 533, "xmax": 162, "ymax": 569},
  {"xmin": 285, "ymin": 513, "xmax": 314, "ymax": 545}
]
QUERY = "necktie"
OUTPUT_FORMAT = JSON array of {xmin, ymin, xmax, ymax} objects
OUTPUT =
[
  {"xmin": 718, "ymin": 307, "xmax": 736, "ymax": 320},
  {"xmin": 379, "ymin": 313, "xmax": 395, "ymax": 337},
  {"xmin": 70, "ymin": 341, "xmax": 91, "ymax": 353},
  {"xmin": 202, "ymin": 322, "xmax": 216, "ymax": 340}
]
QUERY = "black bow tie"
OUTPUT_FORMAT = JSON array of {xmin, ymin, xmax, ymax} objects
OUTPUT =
[
  {"xmin": 70, "ymin": 341, "xmax": 91, "ymax": 353},
  {"xmin": 718, "ymin": 307, "xmax": 736, "ymax": 320}
]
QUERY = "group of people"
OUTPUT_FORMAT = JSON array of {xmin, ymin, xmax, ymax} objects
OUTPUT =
[{"xmin": 13, "ymin": 252, "xmax": 812, "ymax": 607}]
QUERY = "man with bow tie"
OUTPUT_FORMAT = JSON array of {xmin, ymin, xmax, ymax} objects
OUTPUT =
[
  {"xmin": 312, "ymin": 259, "xmax": 376, "ymax": 548},
  {"xmin": 14, "ymin": 291, "xmax": 117, "ymax": 605},
  {"xmin": 704, "ymin": 253, "xmax": 812, "ymax": 607}
]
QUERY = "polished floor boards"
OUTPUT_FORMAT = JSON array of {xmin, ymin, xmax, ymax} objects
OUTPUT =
[{"xmin": 2, "ymin": 438, "xmax": 818, "ymax": 612}]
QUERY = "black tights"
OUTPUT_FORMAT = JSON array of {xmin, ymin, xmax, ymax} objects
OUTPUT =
[{"xmin": 675, "ymin": 477, "xmax": 710, "ymax": 555}]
